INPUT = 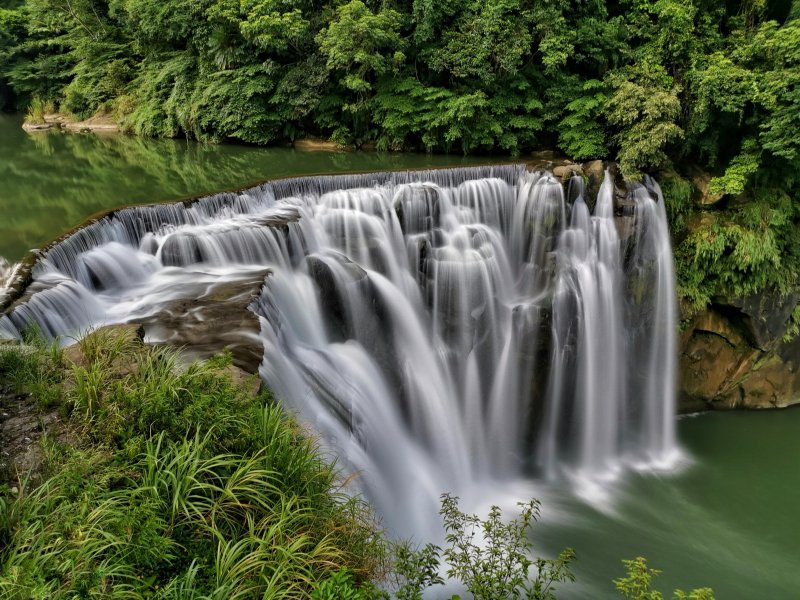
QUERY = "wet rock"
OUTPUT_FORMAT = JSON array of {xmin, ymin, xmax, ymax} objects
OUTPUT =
[
  {"xmin": 21, "ymin": 122, "xmax": 56, "ymax": 132},
  {"xmin": 293, "ymin": 138, "xmax": 354, "ymax": 152},
  {"xmin": 581, "ymin": 160, "xmax": 605, "ymax": 207},
  {"xmin": 553, "ymin": 164, "xmax": 583, "ymax": 180},
  {"xmin": 529, "ymin": 150, "xmax": 559, "ymax": 160},
  {"xmin": 583, "ymin": 160, "xmax": 604, "ymax": 182},
  {"xmin": 525, "ymin": 151, "xmax": 571, "ymax": 174},
  {"xmin": 679, "ymin": 310, "xmax": 758, "ymax": 410},
  {"xmin": 160, "ymin": 233, "xmax": 203, "ymax": 267},
  {"xmin": 615, "ymin": 216, "xmax": 636, "ymax": 243},
  {"xmin": 307, "ymin": 256, "xmax": 365, "ymax": 342},
  {"xmin": 678, "ymin": 298, "xmax": 800, "ymax": 411},
  {"xmin": 138, "ymin": 271, "xmax": 268, "ymax": 373},
  {"xmin": 721, "ymin": 293, "xmax": 800, "ymax": 350},
  {"xmin": 23, "ymin": 111, "xmax": 120, "ymax": 134},
  {"xmin": 686, "ymin": 166, "xmax": 725, "ymax": 206}
]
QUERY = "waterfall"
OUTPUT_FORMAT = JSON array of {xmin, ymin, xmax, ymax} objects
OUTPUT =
[{"xmin": 0, "ymin": 165, "xmax": 680, "ymax": 537}]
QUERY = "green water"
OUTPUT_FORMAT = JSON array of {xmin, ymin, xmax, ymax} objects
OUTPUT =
[
  {"xmin": 2, "ymin": 113, "xmax": 799, "ymax": 598},
  {"xmin": 537, "ymin": 408, "xmax": 800, "ymax": 598},
  {"xmin": 0, "ymin": 114, "xmax": 502, "ymax": 263}
]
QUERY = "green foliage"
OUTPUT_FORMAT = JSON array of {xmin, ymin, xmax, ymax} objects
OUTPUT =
[
  {"xmin": 440, "ymin": 494, "xmax": 575, "ymax": 600},
  {"xmin": 676, "ymin": 187, "xmax": 800, "ymax": 314},
  {"xmin": 659, "ymin": 172, "xmax": 693, "ymax": 237},
  {"xmin": 23, "ymin": 95, "xmax": 53, "ymax": 123},
  {"xmin": 315, "ymin": 0, "xmax": 404, "ymax": 144},
  {"xmin": 0, "ymin": 332, "xmax": 386, "ymax": 598},
  {"xmin": 0, "ymin": 5, "xmax": 26, "ymax": 109},
  {"xmin": 118, "ymin": 53, "xmax": 198, "ymax": 138},
  {"xmin": 424, "ymin": 0, "xmax": 537, "ymax": 83},
  {"xmin": 607, "ymin": 64, "xmax": 683, "ymax": 179},
  {"xmin": 1, "ymin": 0, "xmax": 796, "ymax": 171},
  {"xmin": 312, "ymin": 567, "xmax": 384, "ymax": 600},
  {"xmin": 614, "ymin": 557, "xmax": 715, "ymax": 600},
  {"xmin": 0, "ymin": 328, "xmax": 64, "ymax": 409},
  {"xmin": 310, "ymin": 494, "xmax": 575, "ymax": 599},
  {"xmin": 707, "ymin": 139, "xmax": 761, "ymax": 196},
  {"xmin": 558, "ymin": 79, "xmax": 609, "ymax": 160},
  {"xmin": 391, "ymin": 542, "xmax": 444, "ymax": 600},
  {"xmin": 239, "ymin": 0, "xmax": 310, "ymax": 54},
  {"xmin": 317, "ymin": 0, "xmax": 404, "ymax": 94}
]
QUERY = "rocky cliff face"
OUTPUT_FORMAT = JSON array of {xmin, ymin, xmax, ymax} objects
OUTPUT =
[{"xmin": 678, "ymin": 294, "xmax": 800, "ymax": 411}]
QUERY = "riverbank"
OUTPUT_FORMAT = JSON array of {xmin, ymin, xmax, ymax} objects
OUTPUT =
[{"xmin": 22, "ymin": 111, "xmax": 120, "ymax": 134}]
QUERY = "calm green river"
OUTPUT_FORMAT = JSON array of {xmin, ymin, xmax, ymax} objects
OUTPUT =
[
  {"xmin": 0, "ymin": 114, "xmax": 500, "ymax": 263},
  {"xmin": 2, "ymin": 113, "xmax": 799, "ymax": 598}
]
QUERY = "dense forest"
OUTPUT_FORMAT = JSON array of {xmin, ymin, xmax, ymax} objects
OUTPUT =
[{"xmin": 1, "ymin": 0, "xmax": 800, "ymax": 313}]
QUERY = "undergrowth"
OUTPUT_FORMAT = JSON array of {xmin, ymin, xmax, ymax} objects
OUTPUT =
[
  {"xmin": 0, "ymin": 327, "xmax": 385, "ymax": 598},
  {"xmin": 24, "ymin": 98, "xmax": 55, "ymax": 125}
]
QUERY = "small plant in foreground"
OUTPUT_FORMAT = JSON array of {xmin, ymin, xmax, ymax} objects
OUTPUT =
[
  {"xmin": 392, "ymin": 541, "xmax": 445, "ymax": 599},
  {"xmin": 614, "ymin": 557, "xmax": 715, "ymax": 600},
  {"xmin": 312, "ymin": 567, "xmax": 381, "ymax": 599},
  {"xmin": 440, "ymin": 494, "xmax": 575, "ymax": 600},
  {"xmin": 339, "ymin": 495, "xmax": 575, "ymax": 599}
]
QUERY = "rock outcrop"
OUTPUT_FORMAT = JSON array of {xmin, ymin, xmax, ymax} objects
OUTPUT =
[
  {"xmin": 678, "ymin": 294, "xmax": 800, "ymax": 411},
  {"xmin": 22, "ymin": 111, "xmax": 119, "ymax": 134}
]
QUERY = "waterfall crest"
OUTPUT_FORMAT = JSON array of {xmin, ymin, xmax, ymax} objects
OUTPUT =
[{"xmin": 0, "ymin": 165, "xmax": 680, "ymax": 537}]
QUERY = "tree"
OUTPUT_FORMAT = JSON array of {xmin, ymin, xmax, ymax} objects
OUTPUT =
[
  {"xmin": 607, "ymin": 62, "xmax": 683, "ymax": 179},
  {"xmin": 316, "ymin": 0, "xmax": 404, "ymax": 144}
]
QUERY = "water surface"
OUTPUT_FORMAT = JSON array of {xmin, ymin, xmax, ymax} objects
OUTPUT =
[
  {"xmin": 0, "ymin": 113, "xmax": 501, "ymax": 263},
  {"xmin": 536, "ymin": 408, "xmax": 800, "ymax": 598}
]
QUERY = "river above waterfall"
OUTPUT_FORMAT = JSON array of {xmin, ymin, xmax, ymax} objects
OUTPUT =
[
  {"xmin": 0, "ymin": 114, "xmax": 502, "ymax": 263},
  {"xmin": 1, "ymin": 118, "xmax": 798, "ymax": 599}
]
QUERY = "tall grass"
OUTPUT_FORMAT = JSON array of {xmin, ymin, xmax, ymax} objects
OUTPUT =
[
  {"xmin": 0, "ymin": 327, "xmax": 64, "ymax": 410},
  {"xmin": 25, "ymin": 97, "xmax": 56, "ymax": 125},
  {"xmin": 0, "ymin": 328, "xmax": 386, "ymax": 598}
]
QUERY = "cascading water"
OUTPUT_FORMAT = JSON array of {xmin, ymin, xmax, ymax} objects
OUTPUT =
[{"xmin": 0, "ymin": 165, "xmax": 680, "ymax": 538}]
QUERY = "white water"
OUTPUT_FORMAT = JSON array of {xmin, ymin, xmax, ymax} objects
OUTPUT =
[
  {"xmin": 0, "ymin": 257, "xmax": 22, "ymax": 311},
  {"xmin": 0, "ymin": 166, "xmax": 679, "ymax": 538}
]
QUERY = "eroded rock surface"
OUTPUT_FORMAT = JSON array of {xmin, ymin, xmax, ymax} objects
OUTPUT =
[
  {"xmin": 136, "ymin": 271, "xmax": 268, "ymax": 373},
  {"xmin": 679, "ymin": 294, "xmax": 800, "ymax": 411}
]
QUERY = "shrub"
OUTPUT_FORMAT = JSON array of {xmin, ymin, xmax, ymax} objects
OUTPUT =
[{"xmin": 614, "ymin": 557, "xmax": 715, "ymax": 600}]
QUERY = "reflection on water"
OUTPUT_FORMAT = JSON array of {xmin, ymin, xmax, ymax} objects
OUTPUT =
[{"xmin": 0, "ymin": 114, "xmax": 504, "ymax": 262}]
